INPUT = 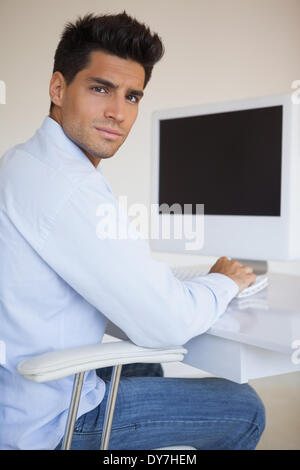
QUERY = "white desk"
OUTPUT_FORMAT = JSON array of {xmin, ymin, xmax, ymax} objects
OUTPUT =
[{"xmin": 183, "ymin": 273, "xmax": 300, "ymax": 383}]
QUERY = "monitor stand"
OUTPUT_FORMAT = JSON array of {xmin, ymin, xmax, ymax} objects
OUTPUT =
[{"xmin": 235, "ymin": 259, "xmax": 268, "ymax": 275}]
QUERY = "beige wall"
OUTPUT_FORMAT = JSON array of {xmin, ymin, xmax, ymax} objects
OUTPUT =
[{"xmin": 0, "ymin": 0, "xmax": 300, "ymax": 449}]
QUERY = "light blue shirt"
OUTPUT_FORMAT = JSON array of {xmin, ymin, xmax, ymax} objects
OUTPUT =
[{"xmin": 0, "ymin": 116, "xmax": 238, "ymax": 449}]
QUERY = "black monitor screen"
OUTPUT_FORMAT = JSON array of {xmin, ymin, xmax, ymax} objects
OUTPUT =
[{"xmin": 158, "ymin": 105, "xmax": 282, "ymax": 216}]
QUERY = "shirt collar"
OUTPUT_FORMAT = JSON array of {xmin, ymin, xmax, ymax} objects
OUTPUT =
[{"xmin": 39, "ymin": 116, "xmax": 103, "ymax": 174}]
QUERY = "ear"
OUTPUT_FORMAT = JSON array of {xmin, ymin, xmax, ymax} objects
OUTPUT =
[{"xmin": 49, "ymin": 71, "xmax": 66, "ymax": 108}]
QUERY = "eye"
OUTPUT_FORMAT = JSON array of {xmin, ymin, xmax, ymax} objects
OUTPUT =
[
  {"xmin": 127, "ymin": 95, "xmax": 140, "ymax": 104},
  {"xmin": 91, "ymin": 86, "xmax": 107, "ymax": 94}
]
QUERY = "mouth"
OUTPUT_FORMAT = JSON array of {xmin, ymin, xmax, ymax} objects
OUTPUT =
[{"xmin": 95, "ymin": 127, "xmax": 123, "ymax": 140}]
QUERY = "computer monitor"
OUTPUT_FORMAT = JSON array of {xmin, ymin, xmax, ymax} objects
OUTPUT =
[{"xmin": 150, "ymin": 93, "xmax": 300, "ymax": 270}]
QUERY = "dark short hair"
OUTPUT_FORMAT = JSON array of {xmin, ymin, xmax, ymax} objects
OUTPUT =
[{"xmin": 49, "ymin": 11, "xmax": 164, "ymax": 112}]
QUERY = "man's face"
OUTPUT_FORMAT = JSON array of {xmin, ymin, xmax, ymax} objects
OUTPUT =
[{"xmin": 49, "ymin": 50, "xmax": 145, "ymax": 167}]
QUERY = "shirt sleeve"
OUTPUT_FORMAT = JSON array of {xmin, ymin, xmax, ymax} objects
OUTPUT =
[{"xmin": 38, "ymin": 171, "xmax": 239, "ymax": 348}]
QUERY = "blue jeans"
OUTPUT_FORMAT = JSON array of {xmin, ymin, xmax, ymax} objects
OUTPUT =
[{"xmin": 55, "ymin": 363, "xmax": 265, "ymax": 450}]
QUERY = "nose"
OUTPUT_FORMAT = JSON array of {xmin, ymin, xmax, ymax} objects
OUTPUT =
[{"xmin": 104, "ymin": 94, "xmax": 125, "ymax": 123}]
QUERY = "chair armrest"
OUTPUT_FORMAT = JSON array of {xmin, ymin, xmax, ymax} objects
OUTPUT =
[{"xmin": 18, "ymin": 340, "xmax": 187, "ymax": 383}]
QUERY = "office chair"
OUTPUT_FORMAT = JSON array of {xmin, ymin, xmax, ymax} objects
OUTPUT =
[{"xmin": 18, "ymin": 340, "xmax": 197, "ymax": 450}]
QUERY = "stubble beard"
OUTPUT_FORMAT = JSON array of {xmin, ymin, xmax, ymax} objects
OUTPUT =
[{"xmin": 65, "ymin": 121, "xmax": 124, "ymax": 160}]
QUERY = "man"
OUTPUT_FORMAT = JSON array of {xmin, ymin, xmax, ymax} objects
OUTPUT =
[{"xmin": 0, "ymin": 12, "xmax": 265, "ymax": 450}]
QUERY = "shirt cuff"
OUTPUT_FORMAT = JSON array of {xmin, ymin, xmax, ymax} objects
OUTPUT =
[{"xmin": 192, "ymin": 272, "xmax": 239, "ymax": 319}]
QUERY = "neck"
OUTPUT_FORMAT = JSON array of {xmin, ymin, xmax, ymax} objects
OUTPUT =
[{"xmin": 49, "ymin": 109, "xmax": 101, "ymax": 168}]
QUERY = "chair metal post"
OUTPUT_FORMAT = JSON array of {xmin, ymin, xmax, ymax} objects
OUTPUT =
[
  {"xmin": 61, "ymin": 371, "xmax": 85, "ymax": 450},
  {"xmin": 100, "ymin": 364, "xmax": 123, "ymax": 450}
]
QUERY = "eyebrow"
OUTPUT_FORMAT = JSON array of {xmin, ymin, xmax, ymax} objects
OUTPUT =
[{"xmin": 86, "ymin": 76, "xmax": 144, "ymax": 98}]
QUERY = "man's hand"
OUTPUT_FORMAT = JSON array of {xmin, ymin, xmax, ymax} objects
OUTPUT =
[{"xmin": 208, "ymin": 256, "xmax": 256, "ymax": 294}]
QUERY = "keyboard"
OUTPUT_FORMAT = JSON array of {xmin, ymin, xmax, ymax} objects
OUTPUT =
[
  {"xmin": 171, "ymin": 265, "xmax": 207, "ymax": 282},
  {"xmin": 236, "ymin": 274, "xmax": 268, "ymax": 298},
  {"xmin": 171, "ymin": 265, "xmax": 269, "ymax": 298}
]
